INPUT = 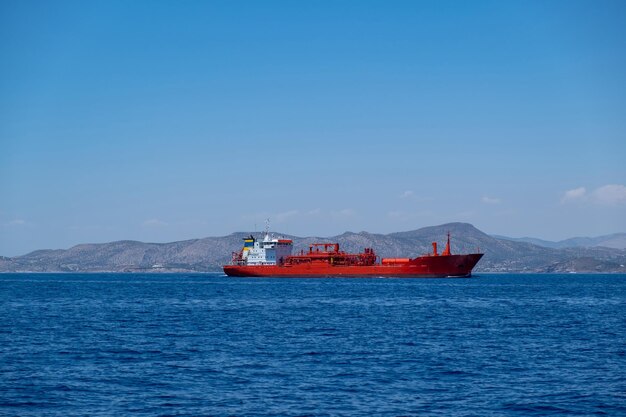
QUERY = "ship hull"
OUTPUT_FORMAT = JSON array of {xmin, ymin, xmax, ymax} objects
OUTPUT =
[{"xmin": 223, "ymin": 253, "xmax": 483, "ymax": 278}]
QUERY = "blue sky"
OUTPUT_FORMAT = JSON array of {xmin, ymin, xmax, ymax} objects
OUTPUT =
[{"xmin": 1, "ymin": 0, "xmax": 625, "ymax": 256}]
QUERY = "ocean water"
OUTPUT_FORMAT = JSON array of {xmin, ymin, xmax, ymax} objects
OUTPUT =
[{"xmin": 1, "ymin": 273, "xmax": 625, "ymax": 416}]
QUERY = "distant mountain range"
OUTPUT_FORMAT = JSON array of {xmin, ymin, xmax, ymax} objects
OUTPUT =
[
  {"xmin": 1, "ymin": 223, "xmax": 625, "ymax": 273},
  {"xmin": 493, "ymin": 233, "xmax": 626, "ymax": 250}
]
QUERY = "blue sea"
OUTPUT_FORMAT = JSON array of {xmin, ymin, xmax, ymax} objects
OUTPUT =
[{"xmin": 1, "ymin": 273, "xmax": 625, "ymax": 416}]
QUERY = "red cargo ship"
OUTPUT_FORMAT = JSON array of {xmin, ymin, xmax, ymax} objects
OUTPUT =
[{"xmin": 223, "ymin": 230, "xmax": 483, "ymax": 278}]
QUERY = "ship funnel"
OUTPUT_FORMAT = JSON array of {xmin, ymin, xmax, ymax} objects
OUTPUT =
[{"xmin": 432, "ymin": 242, "xmax": 438, "ymax": 256}]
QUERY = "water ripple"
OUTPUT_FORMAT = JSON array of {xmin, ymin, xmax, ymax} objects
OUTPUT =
[{"xmin": 1, "ymin": 273, "xmax": 625, "ymax": 416}]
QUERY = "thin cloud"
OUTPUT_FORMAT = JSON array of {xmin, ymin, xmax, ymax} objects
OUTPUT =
[
  {"xmin": 481, "ymin": 196, "xmax": 501, "ymax": 204},
  {"xmin": 2, "ymin": 219, "xmax": 34, "ymax": 227},
  {"xmin": 274, "ymin": 210, "xmax": 299, "ymax": 223},
  {"xmin": 561, "ymin": 185, "xmax": 626, "ymax": 206},
  {"xmin": 2, "ymin": 219, "xmax": 35, "ymax": 229},
  {"xmin": 331, "ymin": 208, "xmax": 356, "ymax": 217},
  {"xmin": 142, "ymin": 218, "xmax": 168, "ymax": 227},
  {"xmin": 399, "ymin": 190, "xmax": 433, "ymax": 202},
  {"xmin": 387, "ymin": 210, "xmax": 432, "ymax": 221},
  {"xmin": 561, "ymin": 187, "xmax": 587, "ymax": 203},
  {"xmin": 241, "ymin": 208, "xmax": 322, "ymax": 226},
  {"xmin": 592, "ymin": 184, "xmax": 626, "ymax": 205}
]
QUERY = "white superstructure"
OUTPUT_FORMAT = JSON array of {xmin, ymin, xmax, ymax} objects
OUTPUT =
[{"xmin": 240, "ymin": 233, "xmax": 293, "ymax": 265}]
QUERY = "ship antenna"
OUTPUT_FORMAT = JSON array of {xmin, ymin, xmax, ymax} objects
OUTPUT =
[{"xmin": 265, "ymin": 218, "xmax": 270, "ymax": 237}]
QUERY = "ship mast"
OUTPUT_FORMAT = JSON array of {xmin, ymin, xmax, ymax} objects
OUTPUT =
[{"xmin": 442, "ymin": 231, "xmax": 451, "ymax": 256}]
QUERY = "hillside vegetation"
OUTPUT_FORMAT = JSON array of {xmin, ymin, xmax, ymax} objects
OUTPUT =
[{"xmin": 1, "ymin": 223, "xmax": 624, "ymax": 273}]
